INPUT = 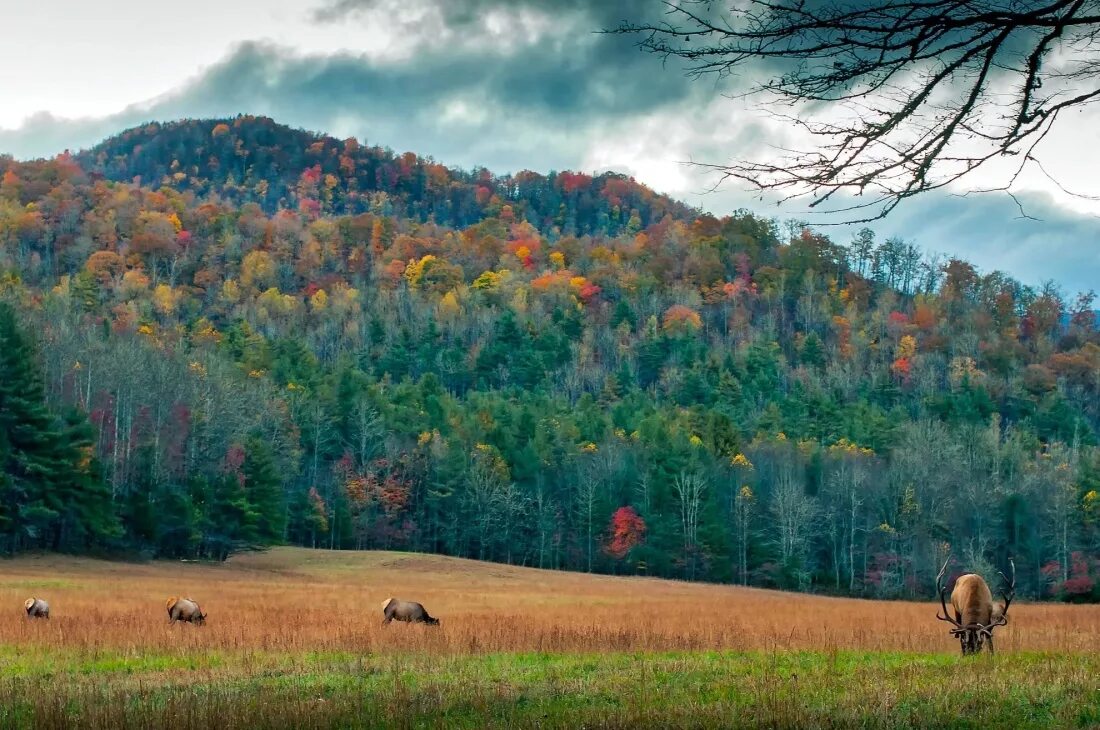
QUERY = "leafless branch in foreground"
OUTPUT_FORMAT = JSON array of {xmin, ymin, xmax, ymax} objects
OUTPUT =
[{"xmin": 614, "ymin": 0, "xmax": 1100, "ymax": 222}]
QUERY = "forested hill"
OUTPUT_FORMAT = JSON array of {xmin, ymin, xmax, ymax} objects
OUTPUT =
[
  {"xmin": 75, "ymin": 116, "xmax": 696, "ymax": 234},
  {"xmin": 1, "ymin": 117, "xmax": 1099, "ymax": 603}
]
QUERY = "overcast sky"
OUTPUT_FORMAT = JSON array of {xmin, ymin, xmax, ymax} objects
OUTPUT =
[{"xmin": 1, "ymin": 0, "xmax": 1097, "ymax": 294}]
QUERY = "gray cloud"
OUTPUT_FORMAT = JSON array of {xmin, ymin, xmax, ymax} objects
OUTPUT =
[{"xmin": 1, "ymin": 0, "xmax": 702, "ymax": 166}]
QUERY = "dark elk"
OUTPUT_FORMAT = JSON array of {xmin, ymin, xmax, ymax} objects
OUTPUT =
[
  {"xmin": 166, "ymin": 596, "xmax": 207, "ymax": 625},
  {"xmin": 24, "ymin": 597, "xmax": 49, "ymax": 619},
  {"xmin": 381, "ymin": 598, "xmax": 439, "ymax": 626},
  {"xmin": 936, "ymin": 557, "xmax": 1015, "ymax": 655}
]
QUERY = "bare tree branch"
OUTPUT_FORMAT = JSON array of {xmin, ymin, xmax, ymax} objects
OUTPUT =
[{"xmin": 613, "ymin": 0, "xmax": 1100, "ymax": 221}]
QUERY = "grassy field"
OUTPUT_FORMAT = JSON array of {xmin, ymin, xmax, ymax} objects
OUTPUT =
[{"xmin": 2, "ymin": 548, "xmax": 1099, "ymax": 728}]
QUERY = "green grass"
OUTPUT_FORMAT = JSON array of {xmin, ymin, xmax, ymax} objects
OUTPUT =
[{"xmin": 1, "ymin": 647, "xmax": 1097, "ymax": 728}]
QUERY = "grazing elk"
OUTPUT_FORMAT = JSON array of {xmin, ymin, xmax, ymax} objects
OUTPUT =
[
  {"xmin": 936, "ymin": 557, "xmax": 1015, "ymax": 655},
  {"xmin": 381, "ymin": 598, "xmax": 439, "ymax": 626},
  {"xmin": 24, "ymin": 597, "xmax": 49, "ymax": 619},
  {"xmin": 166, "ymin": 596, "xmax": 207, "ymax": 625}
]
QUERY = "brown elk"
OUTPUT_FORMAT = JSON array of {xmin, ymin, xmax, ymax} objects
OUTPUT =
[
  {"xmin": 381, "ymin": 598, "xmax": 439, "ymax": 626},
  {"xmin": 936, "ymin": 557, "xmax": 1015, "ymax": 655},
  {"xmin": 24, "ymin": 597, "xmax": 49, "ymax": 619},
  {"xmin": 166, "ymin": 596, "xmax": 207, "ymax": 625}
]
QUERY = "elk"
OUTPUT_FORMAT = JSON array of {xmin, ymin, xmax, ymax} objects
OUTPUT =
[
  {"xmin": 166, "ymin": 596, "xmax": 207, "ymax": 625},
  {"xmin": 24, "ymin": 597, "xmax": 49, "ymax": 619},
  {"xmin": 381, "ymin": 598, "xmax": 439, "ymax": 626},
  {"xmin": 936, "ymin": 557, "xmax": 1015, "ymax": 655}
]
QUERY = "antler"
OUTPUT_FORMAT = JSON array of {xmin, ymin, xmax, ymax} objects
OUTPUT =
[
  {"xmin": 935, "ymin": 556, "xmax": 962, "ymax": 628},
  {"xmin": 998, "ymin": 557, "xmax": 1016, "ymax": 617},
  {"xmin": 980, "ymin": 557, "xmax": 1017, "ymax": 635}
]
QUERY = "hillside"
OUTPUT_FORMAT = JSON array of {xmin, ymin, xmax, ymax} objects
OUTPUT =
[{"xmin": 1, "ymin": 117, "xmax": 1099, "ymax": 603}]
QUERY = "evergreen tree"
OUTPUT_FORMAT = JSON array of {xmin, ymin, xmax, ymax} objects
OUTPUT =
[
  {"xmin": 0, "ymin": 302, "xmax": 117, "ymax": 552},
  {"xmin": 244, "ymin": 436, "xmax": 286, "ymax": 543}
]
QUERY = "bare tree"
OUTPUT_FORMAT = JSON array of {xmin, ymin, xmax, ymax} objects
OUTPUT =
[
  {"xmin": 673, "ymin": 471, "xmax": 708, "ymax": 579},
  {"xmin": 617, "ymin": 1, "xmax": 1100, "ymax": 221}
]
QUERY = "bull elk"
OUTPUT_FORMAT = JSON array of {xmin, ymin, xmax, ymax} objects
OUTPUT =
[{"xmin": 936, "ymin": 556, "xmax": 1015, "ymax": 655}]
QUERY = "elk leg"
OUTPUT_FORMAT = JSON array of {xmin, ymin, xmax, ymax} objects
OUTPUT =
[{"xmin": 987, "ymin": 637, "xmax": 995, "ymax": 655}]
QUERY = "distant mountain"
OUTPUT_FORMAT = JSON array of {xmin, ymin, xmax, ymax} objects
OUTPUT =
[{"xmin": 75, "ymin": 116, "xmax": 698, "ymax": 235}]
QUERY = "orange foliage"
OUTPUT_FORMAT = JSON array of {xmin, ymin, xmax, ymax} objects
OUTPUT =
[{"xmin": 662, "ymin": 305, "xmax": 702, "ymax": 332}]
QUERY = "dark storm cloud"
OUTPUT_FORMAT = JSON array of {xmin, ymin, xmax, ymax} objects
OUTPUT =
[
  {"xmin": 2, "ymin": 0, "xmax": 704, "ymax": 164},
  {"xmin": 311, "ymin": 0, "xmax": 647, "ymax": 29}
]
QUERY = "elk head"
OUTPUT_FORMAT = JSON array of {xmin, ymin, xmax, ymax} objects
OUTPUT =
[{"xmin": 936, "ymin": 556, "xmax": 1015, "ymax": 655}]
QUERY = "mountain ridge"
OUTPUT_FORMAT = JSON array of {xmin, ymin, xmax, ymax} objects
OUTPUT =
[{"xmin": 71, "ymin": 115, "xmax": 700, "ymax": 236}]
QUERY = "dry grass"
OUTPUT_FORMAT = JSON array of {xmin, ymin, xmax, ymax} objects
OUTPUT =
[
  {"xmin": 2, "ymin": 547, "xmax": 1100, "ymax": 728},
  {"xmin": 3, "ymin": 547, "xmax": 1098, "ymax": 655}
]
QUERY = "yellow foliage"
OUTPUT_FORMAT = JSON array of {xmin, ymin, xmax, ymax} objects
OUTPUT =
[
  {"xmin": 549, "ymin": 251, "xmax": 565, "ymax": 269},
  {"xmin": 404, "ymin": 254, "xmax": 437, "ymax": 289},
  {"xmin": 220, "ymin": 279, "xmax": 241, "ymax": 304},
  {"xmin": 188, "ymin": 361, "xmax": 207, "ymax": 378},
  {"xmin": 897, "ymin": 334, "xmax": 917, "ymax": 360},
  {"xmin": 418, "ymin": 431, "xmax": 433, "ymax": 446},
  {"xmin": 581, "ymin": 442, "xmax": 598, "ymax": 453},
  {"xmin": 240, "ymin": 250, "xmax": 277, "ymax": 289},
  {"xmin": 310, "ymin": 289, "xmax": 329, "ymax": 312},
  {"xmin": 730, "ymin": 453, "xmax": 754, "ymax": 469},
  {"xmin": 52, "ymin": 275, "xmax": 71, "ymax": 297},
  {"xmin": 193, "ymin": 319, "xmax": 222, "ymax": 344},
  {"xmin": 167, "ymin": 213, "xmax": 183, "ymax": 233},
  {"xmin": 137, "ymin": 324, "xmax": 155, "ymax": 337},
  {"xmin": 511, "ymin": 286, "xmax": 528, "ymax": 313},
  {"xmin": 515, "ymin": 245, "xmax": 531, "ymax": 260},
  {"xmin": 829, "ymin": 438, "xmax": 874, "ymax": 457},
  {"xmin": 473, "ymin": 269, "xmax": 507, "ymax": 291},
  {"xmin": 438, "ymin": 291, "xmax": 461, "ymax": 319},
  {"xmin": 738, "ymin": 485, "xmax": 755, "ymax": 501},
  {"xmin": 152, "ymin": 284, "xmax": 180, "ymax": 316}
]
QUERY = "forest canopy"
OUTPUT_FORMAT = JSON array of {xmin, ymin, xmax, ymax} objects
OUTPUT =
[{"xmin": 1, "ymin": 116, "xmax": 1098, "ymax": 601}]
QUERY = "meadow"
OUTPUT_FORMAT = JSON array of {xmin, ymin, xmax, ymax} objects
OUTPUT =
[{"xmin": 1, "ymin": 548, "xmax": 1099, "ymax": 728}]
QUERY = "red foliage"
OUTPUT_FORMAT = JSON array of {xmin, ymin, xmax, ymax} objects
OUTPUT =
[
  {"xmin": 604, "ymin": 506, "xmax": 646, "ymax": 559},
  {"xmin": 558, "ymin": 171, "xmax": 592, "ymax": 195},
  {"xmin": 224, "ymin": 444, "xmax": 246, "ymax": 486},
  {"xmin": 579, "ymin": 282, "xmax": 602, "ymax": 302}
]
